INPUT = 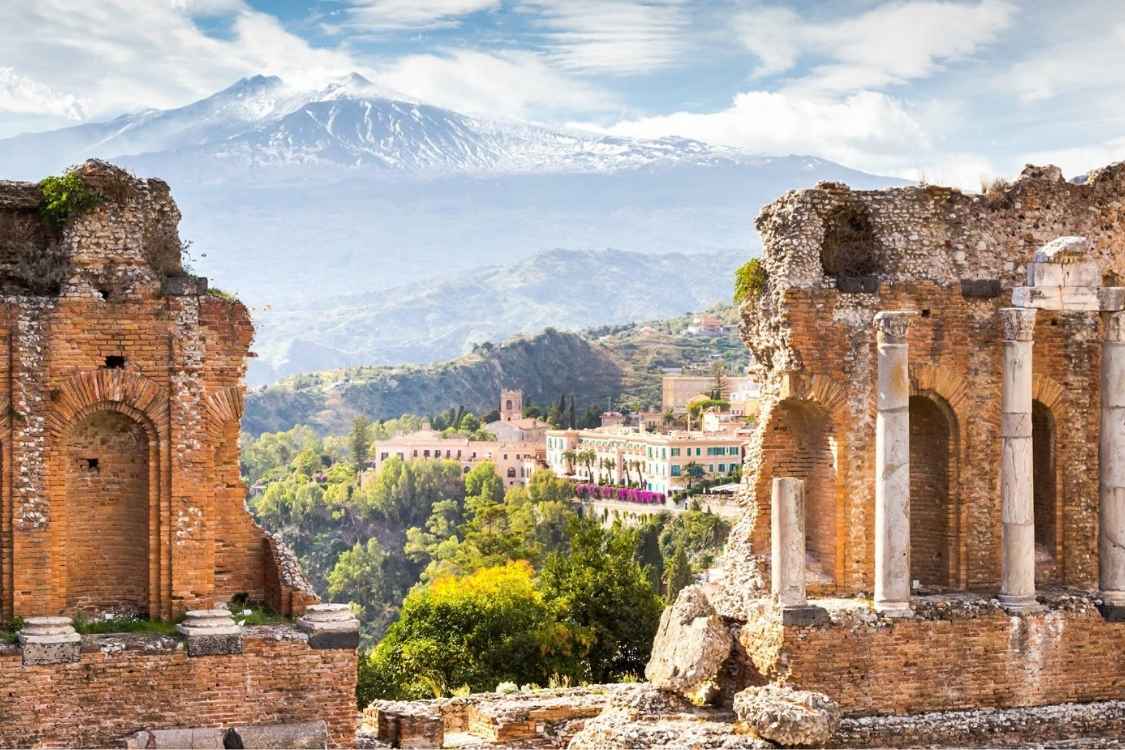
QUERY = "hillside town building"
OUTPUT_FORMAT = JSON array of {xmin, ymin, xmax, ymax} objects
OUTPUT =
[
  {"xmin": 0, "ymin": 162, "xmax": 357, "ymax": 747},
  {"xmin": 661, "ymin": 373, "xmax": 759, "ymax": 415},
  {"xmin": 368, "ymin": 430, "xmax": 543, "ymax": 487},
  {"xmin": 546, "ymin": 427, "xmax": 745, "ymax": 495}
]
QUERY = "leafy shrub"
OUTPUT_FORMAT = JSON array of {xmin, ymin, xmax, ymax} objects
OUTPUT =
[
  {"xmin": 38, "ymin": 171, "xmax": 103, "ymax": 230},
  {"xmin": 733, "ymin": 258, "xmax": 768, "ymax": 302}
]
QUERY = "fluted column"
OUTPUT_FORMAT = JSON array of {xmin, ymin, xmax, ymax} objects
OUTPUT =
[
  {"xmin": 1101, "ymin": 312, "xmax": 1125, "ymax": 615},
  {"xmin": 772, "ymin": 477, "xmax": 806, "ymax": 608},
  {"xmin": 999, "ymin": 308, "xmax": 1038, "ymax": 612},
  {"xmin": 874, "ymin": 311, "xmax": 917, "ymax": 617}
]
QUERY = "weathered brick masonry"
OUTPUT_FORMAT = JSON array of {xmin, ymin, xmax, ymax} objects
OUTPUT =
[
  {"xmin": 0, "ymin": 162, "xmax": 354, "ymax": 747},
  {"xmin": 740, "ymin": 594, "xmax": 1125, "ymax": 717},
  {"xmin": 742, "ymin": 163, "xmax": 1125, "ymax": 594},
  {"xmin": 0, "ymin": 627, "xmax": 356, "ymax": 748},
  {"xmin": 0, "ymin": 161, "xmax": 316, "ymax": 620}
]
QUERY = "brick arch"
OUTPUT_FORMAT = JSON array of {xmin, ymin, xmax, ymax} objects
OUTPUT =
[
  {"xmin": 46, "ymin": 369, "xmax": 169, "ymax": 440},
  {"xmin": 204, "ymin": 385, "xmax": 243, "ymax": 442},
  {"xmin": 908, "ymin": 366, "xmax": 969, "ymax": 588},
  {"xmin": 753, "ymin": 373, "xmax": 851, "ymax": 593},
  {"xmin": 45, "ymin": 370, "xmax": 170, "ymax": 618},
  {"xmin": 1031, "ymin": 373, "xmax": 1067, "ymax": 583}
]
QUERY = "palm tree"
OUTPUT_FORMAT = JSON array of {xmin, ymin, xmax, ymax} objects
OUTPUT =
[
  {"xmin": 684, "ymin": 461, "xmax": 705, "ymax": 492},
  {"xmin": 562, "ymin": 449, "xmax": 577, "ymax": 476}
]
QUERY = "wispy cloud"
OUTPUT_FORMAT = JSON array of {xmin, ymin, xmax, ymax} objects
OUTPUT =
[
  {"xmin": 0, "ymin": 67, "xmax": 87, "ymax": 120},
  {"xmin": 377, "ymin": 48, "xmax": 618, "ymax": 119},
  {"xmin": 519, "ymin": 0, "xmax": 692, "ymax": 75},
  {"xmin": 335, "ymin": 0, "xmax": 501, "ymax": 32},
  {"xmin": 737, "ymin": 0, "xmax": 1015, "ymax": 91}
]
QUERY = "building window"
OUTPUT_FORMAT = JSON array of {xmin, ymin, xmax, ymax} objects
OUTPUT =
[
  {"xmin": 671, "ymin": 448, "xmax": 680, "ymax": 456},
  {"xmin": 719, "ymin": 464, "xmax": 726, "ymax": 473},
  {"xmin": 507, "ymin": 468, "xmax": 516, "ymax": 478},
  {"xmin": 671, "ymin": 465, "xmax": 681, "ymax": 476},
  {"xmin": 423, "ymin": 450, "xmax": 430, "ymax": 458}
]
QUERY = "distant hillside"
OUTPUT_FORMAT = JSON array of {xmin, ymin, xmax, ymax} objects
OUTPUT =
[
  {"xmin": 243, "ymin": 306, "xmax": 747, "ymax": 435},
  {"xmin": 248, "ymin": 247, "xmax": 745, "ymax": 385}
]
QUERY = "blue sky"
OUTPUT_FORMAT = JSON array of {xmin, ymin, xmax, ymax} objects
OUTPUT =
[{"xmin": 1, "ymin": 1, "xmax": 1123, "ymax": 187}]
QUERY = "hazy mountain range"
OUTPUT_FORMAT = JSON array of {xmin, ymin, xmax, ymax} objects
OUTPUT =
[
  {"xmin": 0, "ymin": 74, "xmax": 906, "ymax": 380},
  {"xmin": 248, "ymin": 247, "xmax": 745, "ymax": 384}
]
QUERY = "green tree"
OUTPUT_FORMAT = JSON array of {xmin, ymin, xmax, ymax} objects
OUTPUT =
[
  {"xmin": 359, "ymin": 561, "xmax": 569, "ymax": 702},
  {"xmin": 465, "ymin": 461, "xmax": 505, "ymax": 503},
  {"xmin": 351, "ymin": 416, "xmax": 372, "ymax": 468},
  {"xmin": 526, "ymin": 468, "xmax": 574, "ymax": 503},
  {"xmin": 458, "ymin": 412, "xmax": 481, "ymax": 433},
  {"xmin": 327, "ymin": 538, "xmax": 395, "ymax": 639},
  {"xmin": 663, "ymin": 542, "xmax": 692, "ymax": 601},
  {"xmin": 538, "ymin": 517, "xmax": 663, "ymax": 682}
]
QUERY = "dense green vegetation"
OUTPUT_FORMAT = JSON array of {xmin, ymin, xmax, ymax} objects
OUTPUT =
[
  {"xmin": 733, "ymin": 258, "xmax": 767, "ymax": 303},
  {"xmin": 244, "ymin": 305, "xmax": 749, "ymax": 435},
  {"xmin": 242, "ymin": 419, "xmax": 732, "ymax": 703}
]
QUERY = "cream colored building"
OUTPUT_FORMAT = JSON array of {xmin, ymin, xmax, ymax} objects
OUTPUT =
[
  {"xmin": 661, "ymin": 374, "xmax": 758, "ymax": 414},
  {"xmin": 545, "ymin": 426, "xmax": 745, "ymax": 496},
  {"xmin": 370, "ymin": 430, "xmax": 543, "ymax": 487}
]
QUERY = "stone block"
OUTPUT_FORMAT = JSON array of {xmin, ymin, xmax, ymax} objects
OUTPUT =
[
  {"xmin": 645, "ymin": 585, "xmax": 733, "ymax": 705},
  {"xmin": 18, "ymin": 616, "xmax": 81, "ymax": 666},
  {"xmin": 836, "ymin": 275, "xmax": 879, "ymax": 294},
  {"xmin": 297, "ymin": 603, "xmax": 360, "ymax": 650},
  {"xmin": 226, "ymin": 721, "xmax": 328, "ymax": 749},
  {"xmin": 178, "ymin": 609, "xmax": 243, "ymax": 657},
  {"xmin": 124, "ymin": 728, "xmax": 225, "ymax": 748},
  {"xmin": 1097, "ymin": 603, "xmax": 1125, "ymax": 622},
  {"xmin": 367, "ymin": 702, "xmax": 443, "ymax": 748},
  {"xmin": 1100, "ymin": 287, "xmax": 1125, "ymax": 311},
  {"xmin": 781, "ymin": 605, "xmax": 830, "ymax": 627},
  {"xmin": 960, "ymin": 278, "xmax": 1001, "ymax": 298},
  {"xmin": 161, "ymin": 274, "xmax": 209, "ymax": 296},
  {"xmin": 733, "ymin": 683, "xmax": 841, "ymax": 748}
]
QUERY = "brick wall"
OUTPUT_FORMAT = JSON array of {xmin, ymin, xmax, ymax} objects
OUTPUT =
[
  {"xmin": 0, "ymin": 161, "xmax": 318, "ymax": 620},
  {"xmin": 0, "ymin": 627, "xmax": 357, "ymax": 748},
  {"xmin": 740, "ymin": 598, "xmax": 1125, "ymax": 716},
  {"xmin": 739, "ymin": 164, "xmax": 1125, "ymax": 595}
]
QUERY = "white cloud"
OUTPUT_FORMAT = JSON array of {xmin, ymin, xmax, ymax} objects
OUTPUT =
[
  {"xmin": 1005, "ymin": 20, "xmax": 1125, "ymax": 103},
  {"xmin": 519, "ymin": 0, "xmax": 692, "ymax": 75},
  {"xmin": 737, "ymin": 0, "xmax": 1015, "ymax": 91},
  {"xmin": 0, "ymin": 2, "xmax": 373, "ymax": 119},
  {"xmin": 595, "ymin": 90, "xmax": 930, "ymax": 167},
  {"xmin": 338, "ymin": 0, "xmax": 500, "ymax": 31},
  {"xmin": 0, "ymin": 68, "xmax": 87, "ymax": 120},
  {"xmin": 1019, "ymin": 137, "xmax": 1125, "ymax": 181},
  {"xmin": 377, "ymin": 49, "xmax": 618, "ymax": 119}
]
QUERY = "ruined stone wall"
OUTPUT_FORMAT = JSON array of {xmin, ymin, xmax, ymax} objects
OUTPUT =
[
  {"xmin": 740, "ymin": 164, "xmax": 1125, "ymax": 593},
  {"xmin": 740, "ymin": 594, "xmax": 1125, "ymax": 717},
  {"xmin": 0, "ymin": 627, "xmax": 356, "ymax": 748},
  {"xmin": 0, "ymin": 161, "xmax": 316, "ymax": 620}
]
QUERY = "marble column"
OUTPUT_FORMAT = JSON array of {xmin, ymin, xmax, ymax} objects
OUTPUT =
[
  {"xmin": 772, "ymin": 477, "xmax": 806, "ymax": 608},
  {"xmin": 1100, "ymin": 312, "xmax": 1125, "ymax": 616},
  {"xmin": 999, "ymin": 307, "xmax": 1039, "ymax": 612},
  {"xmin": 874, "ymin": 310, "xmax": 917, "ymax": 617}
]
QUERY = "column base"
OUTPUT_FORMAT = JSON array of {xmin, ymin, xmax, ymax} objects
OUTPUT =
[
  {"xmin": 1098, "ymin": 593, "xmax": 1125, "ymax": 622},
  {"xmin": 875, "ymin": 602, "xmax": 914, "ymax": 619},
  {"xmin": 998, "ymin": 594, "xmax": 1045, "ymax": 615},
  {"xmin": 780, "ymin": 605, "xmax": 830, "ymax": 627}
]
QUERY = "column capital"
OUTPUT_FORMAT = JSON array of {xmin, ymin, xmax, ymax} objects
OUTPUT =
[
  {"xmin": 873, "ymin": 310, "xmax": 919, "ymax": 345},
  {"xmin": 999, "ymin": 307, "xmax": 1037, "ymax": 342},
  {"xmin": 1106, "ymin": 311, "xmax": 1125, "ymax": 343}
]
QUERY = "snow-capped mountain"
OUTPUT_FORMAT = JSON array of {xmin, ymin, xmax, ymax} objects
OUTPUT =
[
  {"xmin": 0, "ymin": 75, "xmax": 908, "ymax": 378},
  {"xmin": 1, "ymin": 73, "xmax": 827, "ymax": 181}
]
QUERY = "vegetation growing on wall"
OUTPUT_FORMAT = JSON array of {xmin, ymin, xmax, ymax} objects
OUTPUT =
[
  {"xmin": 38, "ymin": 171, "xmax": 103, "ymax": 230},
  {"xmin": 733, "ymin": 258, "xmax": 768, "ymax": 302}
]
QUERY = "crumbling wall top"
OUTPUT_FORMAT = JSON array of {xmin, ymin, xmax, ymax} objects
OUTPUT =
[{"xmin": 753, "ymin": 161, "xmax": 1125, "ymax": 295}]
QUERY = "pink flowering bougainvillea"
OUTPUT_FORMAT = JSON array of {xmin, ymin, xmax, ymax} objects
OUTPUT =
[{"xmin": 575, "ymin": 483, "xmax": 666, "ymax": 505}]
